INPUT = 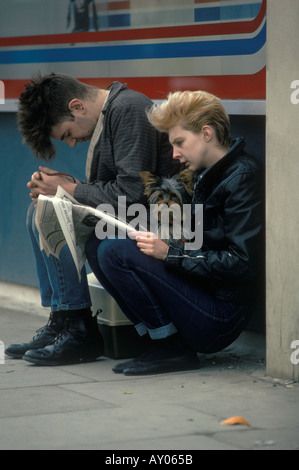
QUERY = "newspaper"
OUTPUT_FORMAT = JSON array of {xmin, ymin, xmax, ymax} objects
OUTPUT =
[{"xmin": 35, "ymin": 186, "xmax": 136, "ymax": 281}]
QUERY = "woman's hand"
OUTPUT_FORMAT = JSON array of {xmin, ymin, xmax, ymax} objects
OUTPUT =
[{"xmin": 129, "ymin": 231, "xmax": 169, "ymax": 260}]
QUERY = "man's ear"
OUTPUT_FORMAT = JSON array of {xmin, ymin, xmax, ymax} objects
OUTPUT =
[{"xmin": 68, "ymin": 99, "xmax": 85, "ymax": 114}]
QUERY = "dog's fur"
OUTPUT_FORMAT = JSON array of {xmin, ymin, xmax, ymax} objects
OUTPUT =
[{"xmin": 140, "ymin": 169, "xmax": 194, "ymax": 244}]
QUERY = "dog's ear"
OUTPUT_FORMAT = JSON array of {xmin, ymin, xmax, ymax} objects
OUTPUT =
[
  {"xmin": 177, "ymin": 169, "xmax": 194, "ymax": 195},
  {"xmin": 140, "ymin": 171, "xmax": 161, "ymax": 196}
]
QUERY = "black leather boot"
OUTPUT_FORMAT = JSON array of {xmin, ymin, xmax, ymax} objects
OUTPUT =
[
  {"xmin": 23, "ymin": 309, "xmax": 105, "ymax": 366},
  {"xmin": 5, "ymin": 312, "xmax": 65, "ymax": 359}
]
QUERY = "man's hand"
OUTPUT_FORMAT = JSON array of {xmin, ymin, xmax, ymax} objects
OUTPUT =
[
  {"xmin": 129, "ymin": 231, "xmax": 169, "ymax": 261},
  {"xmin": 27, "ymin": 166, "xmax": 77, "ymax": 202}
]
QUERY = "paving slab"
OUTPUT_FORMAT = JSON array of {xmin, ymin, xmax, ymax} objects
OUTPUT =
[{"xmin": 0, "ymin": 303, "xmax": 298, "ymax": 451}]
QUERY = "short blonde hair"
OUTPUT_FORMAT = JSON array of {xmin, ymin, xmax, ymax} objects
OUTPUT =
[{"xmin": 148, "ymin": 90, "xmax": 232, "ymax": 149}]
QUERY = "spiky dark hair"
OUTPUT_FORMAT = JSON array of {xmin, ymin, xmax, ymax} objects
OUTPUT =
[{"xmin": 17, "ymin": 72, "xmax": 96, "ymax": 160}]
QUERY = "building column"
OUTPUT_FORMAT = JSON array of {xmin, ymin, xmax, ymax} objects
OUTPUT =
[{"xmin": 266, "ymin": 0, "xmax": 299, "ymax": 381}]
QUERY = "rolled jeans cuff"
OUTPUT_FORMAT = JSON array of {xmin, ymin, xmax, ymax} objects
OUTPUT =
[{"xmin": 135, "ymin": 321, "xmax": 178, "ymax": 339}]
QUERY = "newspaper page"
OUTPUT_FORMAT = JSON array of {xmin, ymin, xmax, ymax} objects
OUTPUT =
[{"xmin": 35, "ymin": 186, "xmax": 136, "ymax": 281}]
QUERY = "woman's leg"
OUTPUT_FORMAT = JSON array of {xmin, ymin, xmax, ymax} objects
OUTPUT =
[
  {"xmin": 92, "ymin": 238, "xmax": 249, "ymax": 374},
  {"xmin": 86, "ymin": 235, "xmax": 145, "ymax": 329},
  {"xmin": 86, "ymin": 235, "xmax": 177, "ymax": 338},
  {"xmin": 96, "ymin": 238, "xmax": 248, "ymax": 350}
]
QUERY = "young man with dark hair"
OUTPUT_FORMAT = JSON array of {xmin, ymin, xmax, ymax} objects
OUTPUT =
[{"xmin": 6, "ymin": 73, "xmax": 178, "ymax": 366}]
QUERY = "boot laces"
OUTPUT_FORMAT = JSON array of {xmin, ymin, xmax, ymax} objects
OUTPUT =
[
  {"xmin": 32, "ymin": 313, "xmax": 57, "ymax": 340},
  {"xmin": 48, "ymin": 318, "xmax": 73, "ymax": 345},
  {"xmin": 45, "ymin": 310, "xmax": 102, "ymax": 345}
]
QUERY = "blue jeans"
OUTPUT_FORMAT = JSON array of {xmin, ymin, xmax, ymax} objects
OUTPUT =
[
  {"xmin": 85, "ymin": 236, "xmax": 250, "ymax": 354},
  {"xmin": 27, "ymin": 202, "xmax": 91, "ymax": 312}
]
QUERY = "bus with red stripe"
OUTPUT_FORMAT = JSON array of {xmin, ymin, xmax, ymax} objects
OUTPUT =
[{"xmin": 0, "ymin": 0, "xmax": 266, "ymax": 113}]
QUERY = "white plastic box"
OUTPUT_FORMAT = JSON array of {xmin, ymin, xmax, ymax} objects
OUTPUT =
[{"xmin": 88, "ymin": 273, "xmax": 151, "ymax": 359}]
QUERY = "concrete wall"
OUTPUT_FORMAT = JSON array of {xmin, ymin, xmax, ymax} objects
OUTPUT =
[{"xmin": 266, "ymin": 0, "xmax": 299, "ymax": 381}]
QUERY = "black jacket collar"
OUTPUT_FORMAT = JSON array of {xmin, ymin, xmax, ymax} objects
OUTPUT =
[{"xmin": 196, "ymin": 137, "xmax": 246, "ymax": 184}]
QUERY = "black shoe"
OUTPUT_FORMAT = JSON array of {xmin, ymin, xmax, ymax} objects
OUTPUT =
[
  {"xmin": 113, "ymin": 334, "xmax": 200, "ymax": 375},
  {"xmin": 112, "ymin": 347, "xmax": 159, "ymax": 373},
  {"xmin": 112, "ymin": 359, "xmax": 137, "ymax": 374},
  {"xmin": 23, "ymin": 310, "xmax": 104, "ymax": 366},
  {"xmin": 122, "ymin": 353, "xmax": 200, "ymax": 375},
  {"xmin": 5, "ymin": 312, "xmax": 65, "ymax": 359}
]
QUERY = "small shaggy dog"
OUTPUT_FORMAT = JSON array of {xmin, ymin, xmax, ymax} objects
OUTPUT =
[{"xmin": 140, "ymin": 169, "xmax": 194, "ymax": 244}]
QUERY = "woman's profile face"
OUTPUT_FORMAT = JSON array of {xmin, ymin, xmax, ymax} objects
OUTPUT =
[{"xmin": 169, "ymin": 124, "xmax": 210, "ymax": 172}]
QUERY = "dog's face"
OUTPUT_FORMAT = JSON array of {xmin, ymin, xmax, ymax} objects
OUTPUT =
[
  {"xmin": 140, "ymin": 169, "xmax": 194, "ymax": 208},
  {"xmin": 140, "ymin": 169, "xmax": 194, "ymax": 241}
]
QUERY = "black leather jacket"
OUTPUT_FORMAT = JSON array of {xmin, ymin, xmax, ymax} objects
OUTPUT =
[{"xmin": 165, "ymin": 137, "xmax": 264, "ymax": 305}]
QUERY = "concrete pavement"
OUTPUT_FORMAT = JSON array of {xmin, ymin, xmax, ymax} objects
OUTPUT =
[{"xmin": 0, "ymin": 283, "xmax": 298, "ymax": 451}]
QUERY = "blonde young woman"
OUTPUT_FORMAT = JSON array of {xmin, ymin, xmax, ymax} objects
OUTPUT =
[{"xmin": 87, "ymin": 90, "xmax": 264, "ymax": 375}]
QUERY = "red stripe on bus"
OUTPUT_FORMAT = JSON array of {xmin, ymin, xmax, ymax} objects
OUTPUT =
[{"xmin": 3, "ymin": 67, "xmax": 266, "ymax": 101}]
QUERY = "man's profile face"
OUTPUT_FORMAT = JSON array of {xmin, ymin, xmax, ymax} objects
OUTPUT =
[{"xmin": 51, "ymin": 105, "xmax": 97, "ymax": 148}]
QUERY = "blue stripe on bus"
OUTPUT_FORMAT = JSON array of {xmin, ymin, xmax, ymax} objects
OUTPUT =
[
  {"xmin": 194, "ymin": 3, "xmax": 262, "ymax": 22},
  {"xmin": 0, "ymin": 22, "xmax": 265, "ymax": 65}
]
